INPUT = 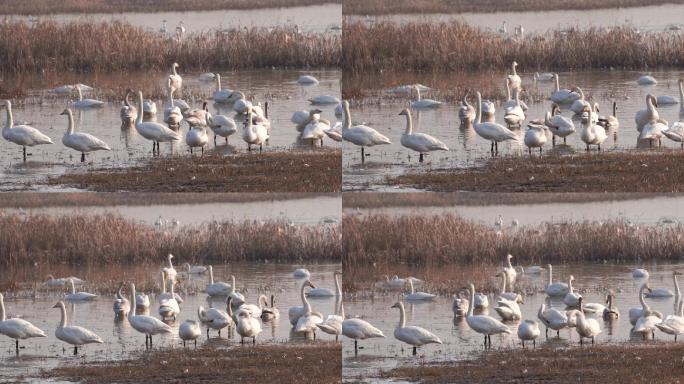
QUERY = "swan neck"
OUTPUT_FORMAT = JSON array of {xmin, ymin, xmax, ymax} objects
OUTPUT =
[
  {"xmin": 679, "ymin": 81, "xmax": 684, "ymax": 104},
  {"xmin": 404, "ymin": 112, "xmax": 413, "ymax": 135},
  {"xmin": 342, "ymin": 103, "xmax": 351, "ymax": 130},
  {"xmin": 69, "ymin": 280, "xmax": 76, "ymax": 294},
  {"xmin": 0, "ymin": 296, "xmax": 5, "ymax": 321},
  {"xmin": 129, "ymin": 285, "xmax": 137, "ymax": 316},
  {"xmin": 66, "ymin": 109, "xmax": 74, "ymax": 135},
  {"xmin": 397, "ymin": 303, "xmax": 406, "ymax": 328},
  {"xmin": 408, "ymin": 279, "xmax": 415, "ymax": 294},
  {"xmin": 216, "ymin": 74, "xmax": 221, "ymax": 91},
  {"xmin": 169, "ymin": 88, "xmax": 175, "ymax": 107},
  {"xmin": 172, "ymin": 65, "xmax": 178, "ymax": 76},
  {"xmin": 679, "ymin": 300, "xmax": 684, "ymax": 317},
  {"xmin": 548, "ymin": 265, "xmax": 553, "ymax": 285},
  {"xmin": 230, "ymin": 276, "xmax": 236, "ymax": 294},
  {"xmin": 170, "ymin": 279, "xmax": 175, "ymax": 296},
  {"xmin": 467, "ymin": 285, "xmax": 475, "ymax": 317},
  {"xmin": 340, "ymin": 303, "xmax": 345, "ymax": 318},
  {"xmin": 209, "ymin": 267, "xmax": 214, "ymax": 284},
  {"xmin": 301, "ymin": 283, "xmax": 311, "ymax": 312},
  {"xmin": 511, "ymin": 62, "xmax": 517, "ymax": 76},
  {"xmin": 4, "ymin": 101, "xmax": 13, "ymax": 129},
  {"xmin": 77, "ymin": 87, "xmax": 83, "ymax": 101},
  {"xmin": 136, "ymin": 93, "xmax": 143, "ymax": 124},
  {"xmin": 59, "ymin": 304, "xmax": 67, "ymax": 327},
  {"xmin": 475, "ymin": 94, "xmax": 482, "ymax": 124},
  {"xmin": 415, "ymin": 87, "xmax": 421, "ymax": 101},
  {"xmin": 500, "ymin": 273, "xmax": 506, "ymax": 294},
  {"xmin": 555, "ymin": 75, "xmax": 560, "ymax": 92},
  {"xmin": 506, "ymin": 80, "xmax": 511, "ymax": 101},
  {"xmin": 675, "ymin": 274, "xmax": 681, "ymax": 297},
  {"xmin": 334, "ymin": 274, "xmax": 341, "ymax": 296},
  {"xmin": 124, "ymin": 91, "xmax": 131, "ymax": 107},
  {"xmin": 568, "ymin": 278, "xmax": 573, "ymax": 293},
  {"xmin": 647, "ymin": 95, "xmax": 655, "ymax": 113},
  {"xmin": 639, "ymin": 285, "xmax": 649, "ymax": 311}
]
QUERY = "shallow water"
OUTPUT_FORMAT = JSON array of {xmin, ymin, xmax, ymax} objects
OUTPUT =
[
  {"xmin": 350, "ymin": 3, "xmax": 684, "ymax": 34},
  {"xmin": 0, "ymin": 69, "xmax": 341, "ymax": 191},
  {"xmin": 6, "ymin": 4, "xmax": 342, "ymax": 35},
  {"xmin": 0, "ymin": 263, "xmax": 340, "ymax": 381},
  {"xmin": 3, "ymin": 195, "xmax": 341, "ymax": 227},
  {"xmin": 343, "ymin": 262, "xmax": 684, "ymax": 381},
  {"xmin": 343, "ymin": 69, "xmax": 684, "ymax": 190}
]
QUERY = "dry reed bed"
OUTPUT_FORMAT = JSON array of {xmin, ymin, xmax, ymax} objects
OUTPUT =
[
  {"xmin": 343, "ymin": 214, "xmax": 684, "ymax": 270},
  {"xmin": 343, "ymin": 0, "xmax": 678, "ymax": 14},
  {"xmin": 382, "ymin": 342, "xmax": 684, "ymax": 383},
  {"xmin": 48, "ymin": 343, "xmax": 341, "ymax": 384},
  {"xmin": 343, "ymin": 20, "xmax": 684, "ymax": 74},
  {"xmin": 0, "ymin": 0, "xmax": 339, "ymax": 14},
  {"xmin": 0, "ymin": 21, "xmax": 340, "ymax": 74}
]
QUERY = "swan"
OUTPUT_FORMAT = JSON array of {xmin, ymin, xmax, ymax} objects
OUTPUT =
[
  {"xmin": 136, "ymin": 292, "xmax": 150, "ymax": 309},
  {"xmin": 162, "ymin": 254, "xmax": 177, "ymax": 284},
  {"xmin": 452, "ymin": 292, "xmax": 469, "ymax": 317},
  {"xmin": 289, "ymin": 280, "xmax": 323, "ymax": 326},
  {"xmin": 502, "ymin": 254, "xmax": 517, "ymax": 286},
  {"xmin": 563, "ymin": 275, "xmax": 582, "ymax": 307},
  {"xmin": 458, "ymin": 95, "xmax": 475, "ymax": 125},
  {"xmin": 2, "ymin": 100, "xmax": 53, "ymax": 160},
  {"xmin": 317, "ymin": 301, "xmax": 343, "ymax": 341},
  {"xmin": 637, "ymin": 75, "xmax": 657, "ymax": 85},
  {"xmin": 598, "ymin": 101, "xmax": 620, "ymax": 130},
  {"xmin": 65, "ymin": 279, "xmax": 97, "ymax": 301},
  {"xmin": 206, "ymin": 266, "xmax": 231, "ymax": 297},
  {"xmin": 206, "ymin": 111, "xmax": 237, "ymax": 145},
  {"xmin": 186, "ymin": 125, "xmax": 208, "ymax": 155},
  {"xmin": 179, "ymin": 320, "xmax": 201, "ymax": 347},
  {"xmin": 656, "ymin": 94, "xmax": 678, "ymax": 105},
  {"xmin": 645, "ymin": 270, "xmax": 682, "ymax": 298},
  {"xmin": 635, "ymin": 94, "xmax": 659, "ymax": 132},
  {"xmin": 503, "ymin": 87, "xmax": 525, "ymax": 129},
  {"xmin": 113, "ymin": 282, "xmax": 130, "ymax": 318},
  {"xmin": 663, "ymin": 122, "xmax": 684, "ymax": 147},
  {"xmin": 294, "ymin": 295, "xmax": 324, "ymax": 339},
  {"xmin": 212, "ymin": 74, "xmax": 234, "ymax": 103},
  {"xmin": 237, "ymin": 295, "xmax": 265, "ymax": 319},
  {"xmin": 342, "ymin": 315, "xmax": 385, "ymax": 355},
  {"xmin": 639, "ymin": 119, "xmax": 667, "ymax": 147},
  {"xmin": 60, "ymin": 108, "xmax": 111, "ymax": 162},
  {"xmin": 534, "ymin": 72, "xmax": 555, "ymax": 82},
  {"xmin": 52, "ymin": 84, "xmax": 92, "ymax": 94},
  {"xmin": 517, "ymin": 319, "xmax": 540, "ymax": 348},
  {"xmin": 53, "ymin": 301, "xmax": 103, "ymax": 355},
  {"xmin": 0, "ymin": 293, "xmax": 47, "ymax": 354},
  {"xmin": 120, "ymin": 89, "xmax": 138, "ymax": 127},
  {"xmin": 309, "ymin": 95, "xmax": 341, "ymax": 105},
  {"xmin": 538, "ymin": 303, "xmax": 568, "ymax": 337},
  {"xmin": 391, "ymin": 301, "xmax": 442, "ymax": 355},
  {"xmin": 503, "ymin": 78, "xmax": 528, "ymax": 111},
  {"xmin": 168, "ymin": 62, "xmax": 182, "ymax": 90},
  {"xmin": 199, "ymin": 72, "xmax": 215, "ymax": 81},
  {"xmin": 391, "ymin": 84, "xmax": 431, "ymax": 95},
  {"xmin": 404, "ymin": 279, "xmax": 436, "ymax": 301},
  {"xmin": 474, "ymin": 290, "xmax": 489, "ymax": 310},
  {"xmin": 494, "ymin": 297, "xmax": 522, "ymax": 321},
  {"xmin": 525, "ymin": 266, "xmax": 546, "ymax": 274},
  {"xmin": 232, "ymin": 92, "xmax": 253, "ymax": 114},
  {"xmin": 341, "ymin": 100, "xmax": 391, "ymax": 161},
  {"xmin": 128, "ymin": 283, "xmax": 172, "ymax": 348},
  {"xmin": 572, "ymin": 298, "xmax": 601, "ymax": 344},
  {"xmin": 324, "ymin": 121, "xmax": 343, "ymax": 142},
  {"xmin": 410, "ymin": 85, "xmax": 442, "ymax": 109},
  {"xmin": 524, "ymin": 124, "xmax": 548, "ymax": 154},
  {"xmin": 143, "ymin": 99, "xmax": 157, "ymax": 121},
  {"xmin": 185, "ymin": 102, "xmax": 209, "ymax": 127},
  {"xmin": 680, "ymin": 79, "xmax": 684, "ymax": 116},
  {"xmin": 496, "ymin": 270, "xmax": 523, "ymax": 303},
  {"xmin": 260, "ymin": 294, "xmax": 280, "ymax": 321},
  {"xmin": 301, "ymin": 109, "xmax": 328, "ymax": 147},
  {"xmin": 307, "ymin": 271, "xmax": 341, "ymax": 297},
  {"xmin": 227, "ymin": 275, "xmax": 245, "ymax": 304},
  {"xmin": 293, "ymin": 268, "xmax": 311, "ymax": 279},
  {"xmin": 297, "ymin": 75, "xmax": 319, "ymax": 85},
  {"xmin": 46, "ymin": 275, "xmax": 85, "ymax": 288},
  {"xmin": 197, "ymin": 298, "xmax": 233, "ymax": 338},
  {"xmin": 72, "ymin": 86, "xmax": 104, "ymax": 109},
  {"xmin": 135, "ymin": 91, "xmax": 181, "ymax": 154},
  {"xmin": 481, "ymin": 99, "xmax": 496, "ymax": 123},
  {"xmin": 655, "ymin": 300, "xmax": 684, "ymax": 340},
  {"xmin": 236, "ymin": 309, "xmax": 262, "ymax": 344},
  {"xmin": 399, "ymin": 108, "xmax": 448, "ymax": 162},
  {"xmin": 507, "ymin": 61, "xmax": 522, "ymax": 91},
  {"xmin": 599, "ymin": 293, "xmax": 620, "ymax": 320},
  {"xmin": 473, "ymin": 92, "xmax": 519, "ymax": 154},
  {"xmin": 466, "ymin": 283, "xmax": 511, "ymax": 347},
  {"xmin": 580, "ymin": 105, "xmax": 607, "ymax": 151},
  {"xmin": 633, "ymin": 288, "xmax": 663, "ymax": 339},
  {"xmin": 632, "ymin": 268, "xmax": 649, "ymax": 278},
  {"xmin": 570, "ymin": 87, "xmax": 590, "ymax": 114},
  {"xmin": 629, "ymin": 283, "xmax": 663, "ymax": 325},
  {"xmin": 544, "ymin": 264, "xmax": 569, "ymax": 297},
  {"xmin": 242, "ymin": 107, "xmax": 268, "ymax": 152},
  {"xmin": 183, "ymin": 263, "xmax": 207, "ymax": 274},
  {"xmin": 163, "ymin": 85, "xmax": 182, "ymax": 129},
  {"xmin": 292, "ymin": 110, "xmax": 319, "ymax": 132},
  {"xmin": 158, "ymin": 277, "xmax": 180, "ymax": 321},
  {"xmin": 550, "ymin": 73, "xmax": 580, "ymax": 104}
]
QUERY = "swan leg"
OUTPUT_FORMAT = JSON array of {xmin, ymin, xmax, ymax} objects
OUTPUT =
[
  {"xmin": 73, "ymin": 346, "xmax": 78, "ymax": 356},
  {"xmin": 419, "ymin": 153, "xmax": 424, "ymax": 163},
  {"xmin": 361, "ymin": 147, "xmax": 365, "ymax": 163},
  {"xmin": 539, "ymin": 147, "xmax": 542, "ymax": 155},
  {"xmin": 183, "ymin": 340, "xmax": 186, "ymax": 348},
  {"xmin": 248, "ymin": 144, "xmax": 251, "ymax": 152},
  {"xmin": 241, "ymin": 337, "xmax": 244, "ymax": 345},
  {"xmin": 81, "ymin": 153, "xmax": 85, "ymax": 162},
  {"xmin": 563, "ymin": 137, "xmax": 567, "ymax": 144},
  {"xmin": 545, "ymin": 327, "xmax": 548, "ymax": 339},
  {"xmin": 521, "ymin": 340, "xmax": 524, "ymax": 348},
  {"xmin": 598, "ymin": 144, "xmax": 601, "ymax": 152},
  {"xmin": 354, "ymin": 340, "xmax": 358, "ymax": 355},
  {"xmin": 190, "ymin": 147, "xmax": 193, "ymax": 154},
  {"xmin": 214, "ymin": 135, "xmax": 217, "ymax": 145},
  {"xmin": 412, "ymin": 346, "xmax": 417, "ymax": 356},
  {"xmin": 533, "ymin": 339, "xmax": 536, "ymax": 348},
  {"xmin": 201, "ymin": 146, "xmax": 204, "ymax": 156},
  {"xmin": 260, "ymin": 144, "xmax": 263, "ymax": 153},
  {"xmin": 490, "ymin": 141, "xmax": 494, "ymax": 154},
  {"xmin": 194, "ymin": 339, "xmax": 197, "ymax": 348},
  {"xmin": 592, "ymin": 336, "xmax": 595, "ymax": 345},
  {"xmin": 552, "ymin": 135, "xmax": 556, "ymax": 147},
  {"xmin": 556, "ymin": 329, "xmax": 560, "ymax": 337},
  {"xmin": 253, "ymin": 337, "xmax": 256, "ymax": 345},
  {"xmin": 15, "ymin": 340, "xmax": 19, "ymax": 355},
  {"xmin": 528, "ymin": 147, "xmax": 531, "ymax": 155},
  {"xmin": 579, "ymin": 337, "xmax": 583, "ymax": 346}
]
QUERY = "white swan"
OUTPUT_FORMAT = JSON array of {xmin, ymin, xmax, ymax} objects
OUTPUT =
[
  {"xmin": 473, "ymin": 92, "xmax": 519, "ymax": 154},
  {"xmin": 113, "ymin": 282, "xmax": 130, "ymax": 318},
  {"xmin": 481, "ymin": 99, "xmax": 496, "ymax": 123},
  {"xmin": 0, "ymin": 293, "xmax": 47, "ymax": 354},
  {"xmin": 580, "ymin": 104, "xmax": 607, "ymax": 151},
  {"xmin": 73, "ymin": 86, "xmax": 104, "ymax": 109},
  {"xmin": 183, "ymin": 263, "xmax": 207, "ymax": 274},
  {"xmin": 656, "ymin": 94, "xmax": 678, "ymax": 105},
  {"xmin": 297, "ymin": 75, "xmax": 319, "ymax": 85},
  {"xmin": 143, "ymin": 99, "xmax": 157, "ymax": 121},
  {"xmin": 680, "ymin": 79, "xmax": 684, "ymax": 116},
  {"xmin": 571, "ymin": 298, "xmax": 601, "ymax": 344},
  {"xmin": 517, "ymin": 319, "xmax": 540, "ymax": 348},
  {"xmin": 570, "ymin": 87, "xmax": 590, "ymax": 114},
  {"xmin": 544, "ymin": 264, "xmax": 569, "ymax": 297},
  {"xmin": 47, "ymin": 275, "xmax": 84, "ymax": 288},
  {"xmin": 550, "ymin": 73, "xmax": 580, "ymax": 104},
  {"xmin": 301, "ymin": 109, "xmax": 328, "ymax": 147},
  {"xmin": 633, "ymin": 287, "xmax": 663, "ymax": 340},
  {"xmin": 158, "ymin": 277, "xmax": 180, "ymax": 321},
  {"xmin": 503, "ymin": 87, "xmax": 525, "ymax": 129},
  {"xmin": 65, "ymin": 279, "xmax": 97, "ymax": 301},
  {"xmin": 391, "ymin": 301, "xmax": 442, "ymax": 355},
  {"xmin": 602, "ymin": 293, "xmax": 620, "ymax": 320},
  {"xmin": 637, "ymin": 75, "xmax": 657, "ymax": 85},
  {"xmin": 534, "ymin": 72, "xmax": 555, "ymax": 82},
  {"xmin": 237, "ymin": 295, "xmax": 265, "ymax": 319},
  {"xmin": 635, "ymin": 94, "xmax": 659, "ymax": 132},
  {"xmin": 293, "ymin": 268, "xmax": 311, "ymax": 279},
  {"xmin": 2, "ymin": 100, "xmax": 53, "ymax": 160},
  {"xmin": 242, "ymin": 107, "xmax": 269, "ymax": 152},
  {"xmin": 120, "ymin": 89, "xmax": 138, "ymax": 127},
  {"xmin": 342, "ymin": 315, "xmax": 385, "ymax": 355},
  {"xmin": 162, "ymin": 254, "xmax": 177, "ymax": 283},
  {"xmin": 538, "ymin": 303, "xmax": 568, "ymax": 338},
  {"xmin": 458, "ymin": 95, "xmax": 475, "ymax": 125},
  {"xmin": 629, "ymin": 282, "xmax": 662, "ymax": 325},
  {"xmin": 227, "ymin": 275, "xmax": 245, "ymax": 304},
  {"xmin": 232, "ymin": 92, "xmax": 253, "ymax": 114},
  {"xmin": 206, "ymin": 266, "xmax": 231, "ymax": 297},
  {"xmin": 324, "ymin": 121, "xmax": 343, "ymax": 142},
  {"xmin": 494, "ymin": 297, "xmax": 522, "ymax": 321},
  {"xmin": 206, "ymin": 111, "xmax": 237, "ymax": 145},
  {"xmin": 341, "ymin": 100, "xmax": 391, "ymax": 161},
  {"xmin": 128, "ymin": 283, "xmax": 172, "ymax": 348},
  {"xmin": 212, "ymin": 74, "xmax": 234, "ymax": 103},
  {"xmin": 655, "ymin": 300, "xmax": 684, "ymax": 341},
  {"xmin": 452, "ymin": 292, "xmax": 469, "ymax": 317},
  {"xmin": 53, "ymin": 301, "xmax": 103, "ymax": 354},
  {"xmin": 503, "ymin": 79, "xmax": 528, "ymax": 111},
  {"xmin": 496, "ymin": 270, "xmax": 523, "ymax": 303},
  {"xmin": 645, "ymin": 270, "xmax": 682, "ymax": 298},
  {"xmin": 640, "ymin": 119, "xmax": 667, "ymax": 147},
  {"xmin": 289, "ymin": 280, "xmax": 324, "ymax": 326},
  {"xmin": 186, "ymin": 125, "xmax": 208, "ymax": 155},
  {"xmin": 410, "ymin": 86, "xmax": 442, "ymax": 109},
  {"xmin": 563, "ymin": 275, "xmax": 582, "ymax": 307},
  {"xmin": 404, "ymin": 279, "xmax": 436, "ymax": 301},
  {"xmin": 391, "ymin": 84, "xmax": 431, "ymax": 95},
  {"xmin": 197, "ymin": 298, "xmax": 233, "ymax": 338},
  {"xmin": 598, "ymin": 101, "xmax": 620, "ymax": 130},
  {"xmin": 179, "ymin": 320, "xmax": 201, "ymax": 347},
  {"xmin": 199, "ymin": 72, "xmax": 215, "ymax": 82},
  {"xmin": 501, "ymin": 254, "xmax": 517, "ymax": 287},
  {"xmin": 507, "ymin": 61, "xmax": 522, "ymax": 91},
  {"xmin": 632, "ymin": 268, "xmax": 649, "ymax": 279},
  {"xmin": 292, "ymin": 110, "xmax": 319, "ymax": 132},
  {"xmin": 474, "ymin": 290, "xmax": 489, "ymax": 310},
  {"xmin": 294, "ymin": 294, "xmax": 324, "ymax": 339},
  {"xmin": 663, "ymin": 122, "xmax": 684, "ymax": 147},
  {"xmin": 466, "ymin": 283, "xmax": 511, "ymax": 347},
  {"xmin": 163, "ymin": 85, "xmax": 183, "ymax": 129},
  {"xmin": 136, "ymin": 292, "xmax": 150, "ymax": 309},
  {"xmin": 135, "ymin": 91, "xmax": 180, "ymax": 154},
  {"xmin": 309, "ymin": 95, "xmax": 341, "ymax": 105},
  {"xmin": 307, "ymin": 271, "xmax": 341, "ymax": 297},
  {"xmin": 399, "ymin": 108, "xmax": 448, "ymax": 162},
  {"xmin": 524, "ymin": 123, "xmax": 547, "ymax": 155},
  {"xmin": 317, "ymin": 301, "xmax": 343, "ymax": 341},
  {"xmin": 236, "ymin": 309, "xmax": 262, "ymax": 344},
  {"xmin": 525, "ymin": 266, "xmax": 546, "ymax": 274},
  {"xmin": 168, "ymin": 62, "xmax": 182, "ymax": 90},
  {"xmin": 260, "ymin": 294, "xmax": 281, "ymax": 321},
  {"xmin": 60, "ymin": 108, "xmax": 111, "ymax": 162}
]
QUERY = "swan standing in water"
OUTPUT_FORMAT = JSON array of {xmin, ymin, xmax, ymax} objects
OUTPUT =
[
  {"xmin": 517, "ymin": 319, "xmax": 540, "ymax": 348},
  {"xmin": 53, "ymin": 301, "xmax": 103, "ymax": 355},
  {"xmin": 410, "ymin": 85, "xmax": 442, "ymax": 109},
  {"xmin": 570, "ymin": 87, "xmax": 590, "ymax": 114},
  {"xmin": 629, "ymin": 282, "xmax": 662, "ymax": 325},
  {"xmin": 342, "ymin": 315, "xmax": 385, "ymax": 355},
  {"xmin": 294, "ymin": 296, "xmax": 324, "ymax": 339},
  {"xmin": 72, "ymin": 86, "xmax": 104, "ymax": 109},
  {"xmin": 206, "ymin": 266, "xmax": 231, "ymax": 297},
  {"xmin": 571, "ymin": 298, "xmax": 601, "ymax": 345},
  {"xmin": 135, "ymin": 91, "xmax": 180, "ymax": 155},
  {"xmin": 550, "ymin": 73, "xmax": 580, "ymax": 104},
  {"xmin": 317, "ymin": 301, "xmax": 343, "ymax": 341},
  {"xmin": 524, "ymin": 123, "xmax": 547, "ymax": 155},
  {"xmin": 136, "ymin": 292, "xmax": 150, "ymax": 310},
  {"xmin": 289, "ymin": 280, "xmax": 323, "ymax": 326},
  {"xmin": 293, "ymin": 268, "xmax": 311, "ymax": 279},
  {"xmin": 496, "ymin": 270, "xmax": 523, "ymax": 303},
  {"xmin": 163, "ymin": 84, "xmax": 183, "ymax": 130},
  {"xmin": 466, "ymin": 283, "xmax": 511, "ymax": 348},
  {"xmin": 398, "ymin": 108, "xmax": 449, "ymax": 162},
  {"xmin": 197, "ymin": 296, "xmax": 233, "ymax": 338},
  {"xmin": 633, "ymin": 286, "xmax": 663, "ymax": 340},
  {"xmin": 307, "ymin": 271, "xmax": 341, "ymax": 297},
  {"xmin": 186, "ymin": 125, "xmax": 208, "ymax": 155},
  {"xmin": 2, "ymin": 100, "xmax": 53, "ymax": 161},
  {"xmin": 120, "ymin": 89, "xmax": 138, "ymax": 127},
  {"xmin": 341, "ymin": 100, "xmax": 391, "ymax": 162},
  {"xmin": 212, "ymin": 74, "xmax": 234, "ymax": 103},
  {"xmin": 598, "ymin": 101, "xmax": 620, "ymax": 130},
  {"xmin": 309, "ymin": 95, "xmax": 341, "ymax": 105},
  {"xmin": 537, "ymin": 303, "xmax": 568, "ymax": 338},
  {"xmin": 563, "ymin": 275, "xmax": 582, "ymax": 307},
  {"xmin": 640, "ymin": 119, "xmax": 667, "ymax": 147},
  {"xmin": 473, "ymin": 92, "xmax": 519, "ymax": 155},
  {"xmin": 534, "ymin": 72, "xmax": 555, "ymax": 82},
  {"xmin": 503, "ymin": 254, "xmax": 517, "ymax": 287},
  {"xmin": 458, "ymin": 95, "xmax": 475, "ymax": 126},
  {"xmin": 242, "ymin": 108, "xmax": 269, "ymax": 152},
  {"xmin": 580, "ymin": 105, "xmax": 607, "ymax": 151},
  {"xmin": 60, "ymin": 108, "xmax": 110, "ymax": 162},
  {"xmin": 603, "ymin": 293, "xmax": 620, "ymax": 320},
  {"xmin": 206, "ymin": 109, "xmax": 237, "ymax": 145},
  {"xmin": 260, "ymin": 294, "xmax": 280, "ymax": 321},
  {"xmin": 168, "ymin": 63, "xmax": 183, "ymax": 91},
  {"xmin": 143, "ymin": 99, "xmax": 157, "ymax": 121},
  {"xmin": 301, "ymin": 108, "xmax": 328, "ymax": 147},
  {"xmin": 635, "ymin": 94, "xmax": 659, "ymax": 132},
  {"xmin": 507, "ymin": 61, "xmax": 522, "ymax": 91},
  {"xmin": 236, "ymin": 309, "xmax": 262, "ymax": 344},
  {"xmin": 632, "ymin": 268, "xmax": 649, "ymax": 279},
  {"xmin": 297, "ymin": 75, "xmax": 319, "ymax": 85},
  {"xmin": 655, "ymin": 300, "xmax": 684, "ymax": 341},
  {"xmin": 404, "ymin": 279, "xmax": 436, "ymax": 301},
  {"xmin": 158, "ymin": 275, "xmax": 180, "ymax": 321},
  {"xmin": 494, "ymin": 297, "xmax": 522, "ymax": 321},
  {"xmin": 545, "ymin": 264, "xmax": 569, "ymax": 297},
  {"xmin": 183, "ymin": 263, "xmax": 207, "ymax": 275},
  {"xmin": 663, "ymin": 121, "xmax": 684, "ymax": 147},
  {"xmin": 452, "ymin": 292, "xmax": 469, "ymax": 317},
  {"xmin": 113, "ymin": 282, "xmax": 130, "ymax": 318},
  {"xmin": 637, "ymin": 75, "xmax": 657, "ymax": 85},
  {"xmin": 391, "ymin": 302, "xmax": 442, "ymax": 355},
  {"xmin": 163, "ymin": 254, "xmax": 178, "ymax": 284},
  {"xmin": 179, "ymin": 320, "xmax": 201, "ymax": 347},
  {"xmin": 65, "ymin": 279, "xmax": 97, "ymax": 301},
  {"xmin": 0, "ymin": 293, "xmax": 47, "ymax": 354},
  {"xmin": 645, "ymin": 270, "xmax": 682, "ymax": 298},
  {"xmin": 128, "ymin": 283, "xmax": 172, "ymax": 349}
]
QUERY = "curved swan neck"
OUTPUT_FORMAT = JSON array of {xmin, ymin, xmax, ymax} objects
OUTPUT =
[
  {"xmin": 511, "ymin": 62, "xmax": 517, "ymax": 76},
  {"xmin": 161, "ymin": 272, "xmax": 167, "ymax": 294},
  {"xmin": 342, "ymin": 102, "xmax": 351, "ymax": 130},
  {"xmin": 216, "ymin": 74, "xmax": 221, "ymax": 91},
  {"xmin": 124, "ymin": 91, "xmax": 131, "ymax": 107},
  {"xmin": 647, "ymin": 95, "xmax": 655, "ymax": 113},
  {"xmin": 172, "ymin": 64, "xmax": 178, "ymax": 76},
  {"xmin": 76, "ymin": 86, "xmax": 83, "ymax": 101},
  {"xmin": 506, "ymin": 255, "xmax": 513, "ymax": 269},
  {"xmin": 168, "ymin": 255, "xmax": 174, "ymax": 268},
  {"xmin": 334, "ymin": 273, "xmax": 341, "ymax": 296},
  {"xmin": 168, "ymin": 87, "xmax": 175, "ymax": 107},
  {"xmin": 475, "ymin": 93, "xmax": 482, "ymax": 124},
  {"xmin": 500, "ymin": 273, "xmax": 507, "ymax": 294},
  {"xmin": 58, "ymin": 303, "xmax": 67, "ymax": 327},
  {"xmin": 301, "ymin": 282, "xmax": 311, "ymax": 312},
  {"xmin": 577, "ymin": 87, "xmax": 584, "ymax": 100},
  {"xmin": 340, "ymin": 303, "xmax": 345, "ymax": 318},
  {"xmin": 568, "ymin": 277, "xmax": 574, "ymax": 293},
  {"xmin": 505, "ymin": 80, "xmax": 511, "ymax": 101},
  {"xmin": 396, "ymin": 302, "xmax": 406, "ymax": 328},
  {"xmin": 404, "ymin": 112, "xmax": 413, "ymax": 135},
  {"xmin": 0, "ymin": 295, "xmax": 5, "ymax": 321},
  {"xmin": 65, "ymin": 109, "xmax": 74, "ymax": 135},
  {"xmin": 414, "ymin": 87, "xmax": 422, "ymax": 101},
  {"xmin": 69, "ymin": 279, "xmax": 76, "ymax": 294},
  {"xmin": 408, "ymin": 279, "xmax": 415, "ymax": 294},
  {"xmin": 136, "ymin": 92, "xmax": 144, "ymax": 124},
  {"xmin": 639, "ymin": 284, "xmax": 649, "ymax": 311}
]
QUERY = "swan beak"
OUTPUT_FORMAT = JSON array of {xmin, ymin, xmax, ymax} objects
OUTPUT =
[{"xmin": 52, "ymin": 303, "xmax": 60, "ymax": 308}]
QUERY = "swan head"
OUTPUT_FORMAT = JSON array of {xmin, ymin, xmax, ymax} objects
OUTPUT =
[
  {"xmin": 46, "ymin": 274, "xmax": 55, "ymax": 281},
  {"xmin": 303, "ymin": 280, "xmax": 316, "ymax": 289},
  {"xmin": 507, "ymin": 254, "xmax": 514, "ymax": 261},
  {"xmin": 675, "ymin": 271, "xmax": 684, "ymax": 276},
  {"xmin": 551, "ymin": 103, "xmax": 560, "ymax": 115},
  {"xmin": 310, "ymin": 108, "xmax": 323, "ymax": 116},
  {"xmin": 59, "ymin": 108, "xmax": 71, "ymax": 116},
  {"xmin": 398, "ymin": 108, "xmax": 410, "ymax": 116},
  {"xmin": 172, "ymin": 62, "xmax": 180, "ymax": 69},
  {"xmin": 593, "ymin": 103, "xmax": 600, "ymax": 113},
  {"xmin": 168, "ymin": 253, "xmax": 174, "ymax": 261},
  {"xmin": 390, "ymin": 302, "xmax": 403, "ymax": 309},
  {"xmin": 52, "ymin": 301, "xmax": 66, "ymax": 310}
]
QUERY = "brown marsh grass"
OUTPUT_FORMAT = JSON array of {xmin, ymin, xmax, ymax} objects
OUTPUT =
[
  {"xmin": 48, "ymin": 343, "xmax": 341, "ymax": 384},
  {"xmin": 343, "ymin": 0, "xmax": 679, "ymax": 15},
  {"xmin": 0, "ymin": 0, "xmax": 340, "ymax": 14},
  {"xmin": 0, "ymin": 21, "xmax": 340, "ymax": 74},
  {"xmin": 343, "ymin": 20, "xmax": 684, "ymax": 74}
]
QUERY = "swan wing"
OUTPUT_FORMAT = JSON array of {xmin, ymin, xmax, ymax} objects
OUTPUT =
[
  {"xmin": 342, "ymin": 318, "xmax": 385, "ymax": 339},
  {"xmin": 396, "ymin": 326, "xmax": 442, "ymax": 345},
  {"xmin": 6, "ymin": 125, "xmax": 53, "ymax": 146}
]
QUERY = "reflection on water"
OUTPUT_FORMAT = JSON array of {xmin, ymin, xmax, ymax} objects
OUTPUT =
[
  {"xmin": 0, "ymin": 69, "xmax": 341, "ymax": 191},
  {"xmin": 349, "ymin": 3, "xmax": 684, "ymax": 34},
  {"xmin": 0, "ymin": 263, "xmax": 340, "ymax": 379},
  {"xmin": 344, "ymin": 69, "xmax": 684, "ymax": 190},
  {"xmin": 343, "ymin": 263, "xmax": 684, "ymax": 380}
]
